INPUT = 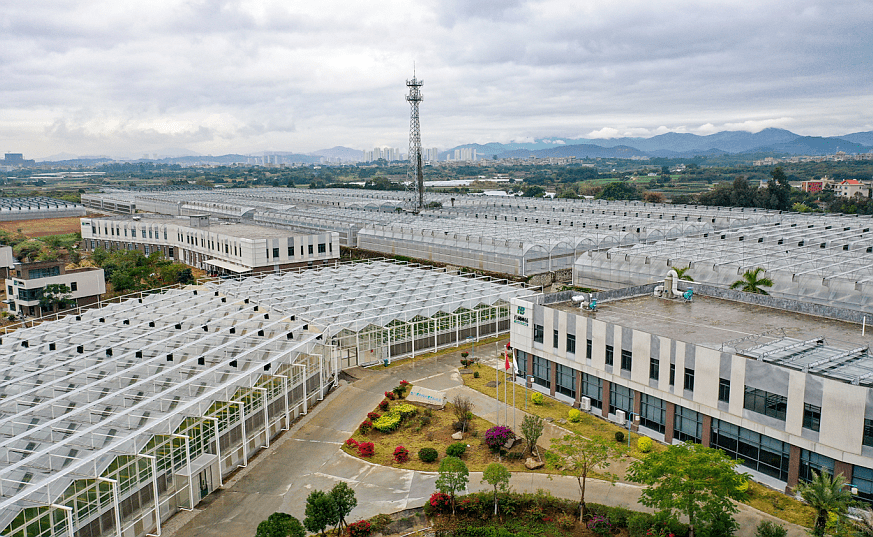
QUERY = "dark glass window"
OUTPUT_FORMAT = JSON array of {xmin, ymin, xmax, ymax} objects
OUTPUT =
[
  {"xmin": 308, "ymin": 244, "xmax": 314, "ymax": 255},
  {"xmin": 566, "ymin": 334, "xmax": 576, "ymax": 354},
  {"xmin": 620, "ymin": 349, "xmax": 633, "ymax": 371},
  {"xmin": 605, "ymin": 345, "xmax": 614, "ymax": 366},
  {"xmin": 556, "ymin": 364, "xmax": 576, "ymax": 399},
  {"xmin": 272, "ymin": 247, "xmax": 280, "ymax": 258},
  {"xmin": 802, "ymin": 404, "xmax": 821, "ymax": 432},
  {"xmin": 864, "ymin": 419, "xmax": 873, "ymax": 447},
  {"xmin": 553, "ymin": 329, "xmax": 559, "ymax": 349},
  {"xmin": 318, "ymin": 243, "xmax": 326, "ymax": 253},
  {"xmin": 533, "ymin": 324, "xmax": 544, "ymax": 343},
  {"xmin": 586, "ymin": 339, "xmax": 592, "ymax": 359},
  {"xmin": 669, "ymin": 363, "xmax": 675, "ymax": 385},
  {"xmin": 580, "ymin": 372, "xmax": 602, "ymax": 409},
  {"xmin": 609, "ymin": 383, "xmax": 634, "ymax": 416},
  {"xmin": 718, "ymin": 378, "xmax": 730, "ymax": 402},
  {"xmin": 852, "ymin": 465, "xmax": 873, "ymax": 504},
  {"xmin": 649, "ymin": 358, "xmax": 659, "ymax": 380},
  {"xmin": 799, "ymin": 449, "xmax": 834, "ymax": 483},
  {"xmin": 743, "ymin": 387, "xmax": 788, "ymax": 421},
  {"xmin": 288, "ymin": 246, "xmax": 294, "ymax": 257},
  {"xmin": 532, "ymin": 355, "xmax": 550, "ymax": 388},
  {"xmin": 516, "ymin": 350, "xmax": 528, "ymax": 377},
  {"xmin": 70, "ymin": 282, "xmax": 77, "ymax": 292},
  {"xmin": 168, "ymin": 247, "xmax": 174, "ymax": 258},
  {"xmin": 711, "ymin": 419, "xmax": 790, "ymax": 481},
  {"xmin": 683, "ymin": 368, "xmax": 695, "ymax": 392},
  {"xmin": 674, "ymin": 405, "xmax": 702, "ymax": 443},
  {"xmin": 640, "ymin": 394, "xmax": 666, "ymax": 433}
]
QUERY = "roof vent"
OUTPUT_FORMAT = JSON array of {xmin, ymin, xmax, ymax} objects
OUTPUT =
[
  {"xmin": 99, "ymin": 318, "xmax": 105, "ymax": 323},
  {"xmin": 123, "ymin": 319, "xmax": 129, "ymax": 325},
  {"xmin": 258, "ymin": 329, "xmax": 265, "ymax": 336},
  {"xmin": 290, "ymin": 315, "xmax": 295, "ymax": 321},
  {"xmin": 175, "ymin": 323, "xmax": 182, "ymax": 329},
  {"xmin": 75, "ymin": 316, "xmax": 81, "ymax": 321},
  {"xmin": 77, "ymin": 345, "xmax": 84, "ymax": 353},
  {"xmin": 21, "ymin": 341, "xmax": 28, "ymax": 348},
  {"xmin": 287, "ymin": 332, "xmax": 294, "ymax": 340},
  {"xmin": 264, "ymin": 363, "xmax": 271, "ymax": 372},
  {"xmin": 203, "ymin": 325, "xmax": 209, "ymax": 332},
  {"xmin": 229, "ymin": 327, "xmax": 236, "ymax": 334},
  {"xmin": 221, "ymin": 297, "xmax": 226, "ymax": 303},
  {"xmin": 138, "ymin": 298, "xmax": 142, "ymax": 303},
  {"xmin": 167, "ymin": 354, "xmax": 173, "ymax": 361},
  {"xmin": 229, "ymin": 359, "xmax": 238, "ymax": 368},
  {"xmin": 244, "ymin": 298, "xmax": 249, "ymax": 304},
  {"xmin": 149, "ymin": 321, "xmax": 155, "ymax": 327},
  {"xmin": 253, "ymin": 305, "xmax": 259, "ymax": 311},
  {"xmin": 106, "ymin": 349, "xmax": 112, "ymax": 357},
  {"xmin": 49, "ymin": 343, "xmax": 56, "ymax": 351},
  {"xmin": 193, "ymin": 290, "xmax": 198, "ymax": 295},
  {"xmin": 197, "ymin": 357, "xmax": 205, "ymax": 365},
  {"xmin": 303, "ymin": 324, "xmax": 309, "ymax": 330},
  {"xmin": 214, "ymin": 291, "xmax": 219, "ymax": 296},
  {"xmin": 264, "ymin": 313, "xmax": 269, "ymax": 320},
  {"xmin": 136, "ymin": 351, "xmax": 142, "ymax": 358}
]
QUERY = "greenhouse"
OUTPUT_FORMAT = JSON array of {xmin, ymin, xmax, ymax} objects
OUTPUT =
[
  {"xmin": 211, "ymin": 259, "xmax": 531, "ymax": 367},
  {"xmin": 0, "ymin": 197, "xmax": 86, "ymax": 221},
  {"xmin": 573, "ymin": 213, "xmax": 873, "ymax": 314},
  {"xmin": 0, "ymin": 287, "xmax": 332, "ymax": 537}
]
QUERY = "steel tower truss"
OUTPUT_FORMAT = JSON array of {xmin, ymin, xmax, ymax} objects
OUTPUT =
[{"xmin": 406, "ymin": 74, "xmax": 425, "ymax": 212}]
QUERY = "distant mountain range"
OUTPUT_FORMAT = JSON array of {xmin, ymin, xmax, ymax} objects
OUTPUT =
[{"xmin": 30, "ymin": 128, "xmax": 873, "ymax": 165}]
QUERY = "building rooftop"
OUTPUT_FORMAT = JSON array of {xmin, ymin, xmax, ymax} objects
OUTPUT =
[
  {"xmin": 87, "ymin": 215, "xmax": 320, "ymax": 240},
  {"xmin": 551, "ymin": 294, "xmax": 872, "ymax": 384}
]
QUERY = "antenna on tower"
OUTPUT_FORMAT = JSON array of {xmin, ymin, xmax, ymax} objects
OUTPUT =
[{"xmin": 405, "ymin": 69, "xmax": 425, "ymax": 212}]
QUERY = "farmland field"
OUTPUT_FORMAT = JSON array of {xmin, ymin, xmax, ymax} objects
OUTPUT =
[{"xmin": 0, "ymin": 217, "xmax": 84, "ymax": 237}]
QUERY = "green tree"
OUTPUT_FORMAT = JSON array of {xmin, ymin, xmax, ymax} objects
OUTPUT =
[
  {"xmin": 521, "ymin": 414, "xmax": 544, "ymax": 459},
  {"xmin": 596, "ymin": 181, "xmax": 641, "ymax": 201},
  {"xmin": 730, "ymin": 267, "xmax": 773, "ymax": 295},
  {"xmin": 626, "ymin": 443, "xmax": 749, "ymax": 537},
  {"xmin": 548, "ymin": 434, "xmax": 617, "ymax": 521},
  {"xmin": 481, "ymin": 462, "xmax": 511, "ymax": 515},
  {"xmin": 435, "ymin": 455, "xmax": 469, "ymax": 515},
  {"xmin": 303, "ymin": 490, "xmax": 337, "ymax": 536},
  {"xmin": 329, "ymin": 482, "xmax": 357, "ymax": 531},
  {"xmin": 674, "ymin": 266, "xmax": 693, "ymax": 282},
  {"xmin": 38, "ymin": 284, "xmax": 74, "ymax": 313},
  {"xmin": 176, "ymin": 267, "xmax": 194, "ymax": 285},
  {"xmin": 793, "ymin": 470, "xmax": 853, "ymax": 536},
  {"xmin": 255, "ymin": 512, "xmax": 305, "ymax": 537}
]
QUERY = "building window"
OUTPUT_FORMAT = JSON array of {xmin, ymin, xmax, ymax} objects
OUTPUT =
[
  {"xmin": 586, "ymin": 339, "xmax": 592, "ymax": 359},
  {"xmin": 639, "ymin": 394, "xmax": 666, "ymax": 433},
  {"xmin": 609, "ymin": 383, "xmax": 634, "ymax": 416},
  {"xmin": 802, "ymin": 403, "xmax": 821, "ymax": 432},
  {"xmin": 288, "ymin": 246, "xmax": 294, "ymax": 257},
  {"xmin": 669, "ymin": 363, "xmax": 675, "ymax": 385},
  {"xmin": 605, "ymin": 345, "xmax": 614, "ymax": 366},
  {"xmin": 683, "ymin": 368, "xmax": 695, "ymax": 392},
  {"xmin": 28, "ymin": 266, "xmax": 60, "ymax": 279},
  {"xmin": 531, "ymin": 355, "xmax": 550, "ymax": 388},
  {"xmin": 799, "ymin": 449, "xmax": 834, "ymax": 484},
  {"xmin": 852, "ymin": 465, "xmax": 873, "ymax": 504},
  {"xmin": 620, "ymin": 349, "xmax": 632, "ymax": 371},
  {"xmin": 744, "ymin": 387, "xmax": 787, "ymax": 421},
  {"xmin": 580, "ymin": 372, "xmax": 602, "ymax": 409},
  {"xmin": 329, "ymin": 243, "xmax": 333, "ymax": 252},
  {"xmin": 533, "ymin": 324, "xmax": 544, "ymax": 343},
  {"xmin": 308, "ymin": 244, "xmax": 314, "ymax": 255},
  {"xmin": 70, "ymin": 282, "xmax": 77, "ymax": 292},
  {"xmin": 649, "ymin": 358, "xmax": 659, "ymax": 381},
  {"xmin": 711, "ymin": 419, "xmax": 790, "ymax": 481},
  {"xmin": 566, "ymin": 334, "xmax": 576, "ymax": 354},
  {"xmin": 556, "ymin": 364, "xmax": 576, "ymax": 398},
  {"xmin": 148, "ymin": 228, "xmax": 153, "ymax": 239},
  {"xmin": 141, "ymin": 229, "xmax": 146, "ymax": 238},
  {"xmin": 516, "ymin": 350, "xmax": 527, "ymax": 377},
  {"xmin": 318, "ymin": 243, "xmax": 326, "ymax": 254},
  {"xmin": 144, "ymin": 245, "xmax": 150, "ymax": 255},
  {"xmin": 168, "ymin": 247, "xmax": 174, "ymax": 258},
  {"xmin": 301, "ymin": 245, "xmax": 304, "ymax": 256},
  {"xmin": 864, "ymin": 419, "xmax": 873, "ymax": 447},
  {"xmin": 718, "ymin": 378, "xmax": 730, "ymax": 402},
  {"xmin": 674, "ymin": 405, "xmax": 702, "ymax": 443},
  {"xmin": 164, "ymin": 229, "xmax": 168, "ymax": 239},
  {"xmin": 553, "ymin": 329, "xmax": 559, "ymax": 349},
  {"xmin": 273, "ymin": 247, "xmax": 280, "ymax": 259}
]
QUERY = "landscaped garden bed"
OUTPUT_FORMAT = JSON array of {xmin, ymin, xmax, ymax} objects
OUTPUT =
[{"xmin": 341, "ymin": 381, "xmax": 547, "ymax": 473}]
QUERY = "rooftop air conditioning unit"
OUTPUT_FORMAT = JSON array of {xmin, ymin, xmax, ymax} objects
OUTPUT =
[
  {"xmin": 579, "ymin": 397, "xmax": 592, "ymax": 412},
  {"xmin": 615, "ymin": 409, "xmax": 627, "ymax": 424}
]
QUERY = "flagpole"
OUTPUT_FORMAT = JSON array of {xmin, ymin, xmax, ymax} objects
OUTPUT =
[{"xmin": 495, "ymin": 358, "xmax": 500, "ymax": 426}]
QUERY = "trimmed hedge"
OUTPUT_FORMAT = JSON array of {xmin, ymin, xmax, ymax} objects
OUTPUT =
[{"xmin": 418, "ymin": 447, "xmax": 438, "ymax": 463}]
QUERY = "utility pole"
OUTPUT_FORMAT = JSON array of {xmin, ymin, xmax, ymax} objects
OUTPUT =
[{"xmin": 406, "ymin": 70, "xmax": 425, "ymax": 212}]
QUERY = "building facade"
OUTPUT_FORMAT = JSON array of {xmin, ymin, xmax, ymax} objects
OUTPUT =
[
  {"xmin": 80, "ymin": 215, "xmax": 340, "ymax": 275},
  {"xmin": 835, "ymin": 179, "xmax": 871, "ymax": 198},
  {"xmin": 510, "ymin": 292, "xmax": 873, "ymax": 499},
  {"xmin": 4, "ymin": 259, "xmax": 105, "ymax": 316}
]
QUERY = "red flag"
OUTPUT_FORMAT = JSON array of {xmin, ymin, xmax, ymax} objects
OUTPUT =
[{"xmin": 505, "ymin": 349, "xmax": 510, "ymax": 370}]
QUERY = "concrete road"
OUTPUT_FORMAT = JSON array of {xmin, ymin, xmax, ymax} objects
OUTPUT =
[{"xmin": 168, "ymin": 346, "xmax": 809, "ymax": 537}]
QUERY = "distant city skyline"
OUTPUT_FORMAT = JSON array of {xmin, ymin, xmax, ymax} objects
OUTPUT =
[{"xmin": 2, "ymin": 0, "xmax": 871, "ymax": 160}]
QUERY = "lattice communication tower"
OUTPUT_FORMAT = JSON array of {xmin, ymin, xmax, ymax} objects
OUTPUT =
[{"xmin": 406, "ymin": 73, "xmax": 425, "ymax": 211}]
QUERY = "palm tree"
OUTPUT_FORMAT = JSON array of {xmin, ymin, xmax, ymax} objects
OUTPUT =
[
  {"xmin": 674, "ymin": 266, "xmax": 693, "ymax": 282},
  {"xmin": 793, "ymin": 470, "xmax": 853, "ymax": 536},
  {"xmin": 730, "ymin": 267, "xmax": 773, "ymax": 295}
]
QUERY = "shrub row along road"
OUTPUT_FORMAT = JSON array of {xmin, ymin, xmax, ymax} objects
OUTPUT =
[{"xmin": 168, "ymin": 344, "xmax": 807, "ymax": 537}]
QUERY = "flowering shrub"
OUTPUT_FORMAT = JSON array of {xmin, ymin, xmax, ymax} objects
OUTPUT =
[
  {"xmin": 418, "ymin": 447, "xmax": 438, "ymax": 462},
  {"xmin": 392, "ymin": 385, "xmax": 406, "ymax": 398},
  {"xmin": 357, "ymin": 441, "xmax": 375, "ymax": 457},
  {"xmin": 367, "ymin": 412, "xmax": 381, "ymax": 421},
  {"xmin": 428, "ymin": 492, "xmax": 452, "ymax": 513},
  {"xmin": 384, "ymin": 391, "xmax": 396, "ymax": 401},
  {"xmin": 393, "ymin": 445, "xmax": 410, "ymax": 463},
  {"xmin": 347, "ymin": 520, "xmax": 371, "ymax": 537},
  {"xmin": 394, "ymin": 404, "xmax": 418, "ymax": 418},
  {"xmin": 638, "ymin": 436, "xmax": 653, "ymax": 453},
  {"xmin": 456, "ymin": 495, "xmax": 483, "ymax": 516},
  {"xmin": 568, "ymin": 408, "xmax": 582, "ymax": 423},
  {"xmin": 400, "ymin": 380, "xmax": 410, "ymax": 386},
  {"xmin": 378, "ymin": 400, "xmax": 390, "ymax": 411},
  {"xmin": 484, "ymin": 426, "xmax": 515, "ymax": 451},
  {"xmin": 556, "ymin": 513, "xmax": 576, "ymax": 529},
  {"xmin": 359, "ymin": 420, "xmax": 372, "ymax": 434},
  {"xmin": 373, "ymin": 413, "xmax": 402, "ymax": 432},
  {"xmin": 345, "ymin": 438, "xmax": 359, "ymax": 448},
  {"xmin": 531, "ymin": 392, "xmax": 544, "ymax": 405},
  {"xmin": 587, "ymin": 515, "xmax": 612, "ymax": 537},
  {"xmin": 645, "ymin": 523, "xmax": 676, "ymax": 537}
]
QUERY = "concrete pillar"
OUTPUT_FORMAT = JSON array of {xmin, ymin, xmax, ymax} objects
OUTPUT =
[
  {"xmin": 632, "ymin": 391, "xmax": 642, "ymax": 432},
  {"xmin": 549, "ymin": 361, "xmax": 556, "ymax": 397},
  {"xmin": 602, "ymin": 379, "xmax": 610, "ymax": 418},
  {"xmin": 664, "ymin": 402, "xmax": 675, "ymax": 444},
  {"xmin": 574, "ymin": 370, "xmax": 582, "ymax": 408},
  {"xmin": 526, "ymin": 353, "xmax": 533, "ymax": 385},
  {"xmin": 701, "ymin": 414, "xmax": 712, "ymax": 447},
  {"xmin": 786, "ymin": 445, "xmax": 801, "ymax": 494},
  {"xmin": 834, "ymin": 460, "xmax": 853, "ymax": 484}
]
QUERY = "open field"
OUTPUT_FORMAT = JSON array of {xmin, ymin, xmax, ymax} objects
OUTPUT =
[{"xmin": 0, "ymin": 217, "xmax": 83, "ymax": 237}]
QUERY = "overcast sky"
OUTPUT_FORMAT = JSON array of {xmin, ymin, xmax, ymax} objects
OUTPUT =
[{"xmin": 2, "ymin": 0, "xmax": 872, "ymax": 159}]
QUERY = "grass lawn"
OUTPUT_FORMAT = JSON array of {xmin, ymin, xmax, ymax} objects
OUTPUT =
[
  {"xmin": 464, "ymin": 364, "xmax": 816, "ymax": 528},
  {"xmin": 341, "ymin": 399, "xmax": 546, "ymax": 474}
]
